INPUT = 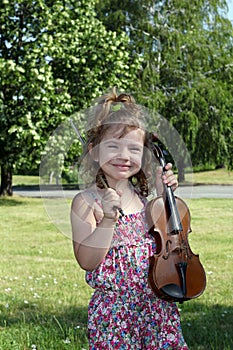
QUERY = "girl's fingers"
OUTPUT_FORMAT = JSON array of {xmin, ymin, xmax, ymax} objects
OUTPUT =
[
  {"xmin": 162, "ymin": 164, "xmax": 178, "ymax": 190},
  {"xmin": 101, "ymin": 188, "xmax": 121, "ymax": 215}
]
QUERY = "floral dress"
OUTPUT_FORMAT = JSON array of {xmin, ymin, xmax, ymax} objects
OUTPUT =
[{"xmin": 86, "ymin": 192, "xmax": 189, "ymax": 350}]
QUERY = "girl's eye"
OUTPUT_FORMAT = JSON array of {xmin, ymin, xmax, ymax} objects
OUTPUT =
[
  {"xmin": 107, "ymin": 144, "xmax": 118, "ymax": 149},
  {"xmin": 130, "ymin": 147, "xmax": 142, "ymax": 153}
]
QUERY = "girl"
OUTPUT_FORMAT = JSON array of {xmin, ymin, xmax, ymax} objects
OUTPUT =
[{"xmin": 71, "ymin": 89, "xmax": 189, "ymax": 349}]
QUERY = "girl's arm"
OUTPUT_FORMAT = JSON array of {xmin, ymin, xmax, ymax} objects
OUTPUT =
[{"xmin": 71, "ymin": 191, "xmax": 119, "ymax": 271}]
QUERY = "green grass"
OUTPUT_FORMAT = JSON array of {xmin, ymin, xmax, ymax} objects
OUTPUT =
[
  {"xmin": 192, "ymin": 168, "xmax": 233, "ymax": 185},
  {"xmin": 0, "ymin": 196, "xmax": 233, "ymax": 349},
  {"xmin": 13, "ymin": 175, "xmax": 40, "ymax": 186},
  {"xmin": 0, "ymin": 197, "xmax": 91, "ymax": 350}
]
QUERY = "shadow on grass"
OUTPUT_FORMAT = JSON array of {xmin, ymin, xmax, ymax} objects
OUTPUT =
[
  {"xmin": 0, "ymin": 301, "xmax": 88, "ymax": 349},
  {"xmin": 0, "ymin": 197, "xmax": 25, "ymax": 206},
  {"xmin": 0, "ymin": 300, "xmax": 232, "ymax": 350},
  {"xmin": 181, "ymin": 302, "xmax": 233, "ymax": 349}
]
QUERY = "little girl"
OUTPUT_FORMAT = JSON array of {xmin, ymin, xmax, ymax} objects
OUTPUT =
[{"xmin": 71, "ymin": 89, "xmax": 189, "ymax": 349}]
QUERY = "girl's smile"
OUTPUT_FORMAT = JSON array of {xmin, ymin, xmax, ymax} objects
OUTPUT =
[{"xmin": 110, "ymin": 163, "xmax": 131, "ymax": 170}]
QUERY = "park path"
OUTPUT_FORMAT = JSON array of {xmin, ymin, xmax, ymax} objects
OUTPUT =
[{"xmin": 13, "ymin": 184, "xmax": 233, "ymax": 199}]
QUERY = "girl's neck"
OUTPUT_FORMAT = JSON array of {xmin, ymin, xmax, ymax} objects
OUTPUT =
[{"xmin": 105, "ymin": 177, "xmax": 130, "ymax": 192}]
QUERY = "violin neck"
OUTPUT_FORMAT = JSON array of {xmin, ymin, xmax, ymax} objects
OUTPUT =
[
  {"xmin": 164, "ymin": 186, "xmax": 183, "ymax": 234},
  {"xmin": 153, "ymin": 142, "xmax": 183, "ymax": 234}
]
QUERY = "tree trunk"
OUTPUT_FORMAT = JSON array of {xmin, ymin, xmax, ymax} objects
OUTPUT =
[
  {"xmin": 177, "ymin": 159, "xmax": 185, "ymax": 183},
  {"xmin": 0, "ymin": 164, "xmax": 13, "ymax": 196}
]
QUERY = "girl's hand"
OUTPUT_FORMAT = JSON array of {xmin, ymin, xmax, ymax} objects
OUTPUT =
[
  {"xmin": 156, "ymin": 163, "xmax": 178, "ymax": 196},
  {"xmin": 101, "ymin": 188, "xmax": 122, "ymax": 220}
]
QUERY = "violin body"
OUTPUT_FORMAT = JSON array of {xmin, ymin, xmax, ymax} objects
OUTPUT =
[
  {"xmin": 146, "ymin": 196, "xmax": 206, "ymax": 302},
  {"xmin": 146, "ymin": 141, "xmax": 206, "ymax": 303}
]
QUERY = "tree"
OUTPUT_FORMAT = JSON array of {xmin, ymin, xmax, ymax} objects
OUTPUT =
[
  {"xmin": 0, "ymin": 0, "xmax": 140, "ymax": 195},
  {"xmin": 95, "ymin": 0, "xmax": 233, "ymax": 179}
]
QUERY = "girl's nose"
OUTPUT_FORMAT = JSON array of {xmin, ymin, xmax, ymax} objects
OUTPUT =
[{"xmin": 119, "ymin": 146, "xmax": 130, "ymax": 159}]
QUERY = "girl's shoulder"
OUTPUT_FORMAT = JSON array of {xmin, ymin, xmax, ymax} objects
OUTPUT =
[
  {"xmin": 72, "ymin": 187, "xmax": 100, "ymax": 206},
  {"xmin": 71, "ymin": 187, "xmax": 103, "ymax": 222}
]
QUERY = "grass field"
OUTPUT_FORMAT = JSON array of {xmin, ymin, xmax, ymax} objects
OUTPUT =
[
  {"xmin": 192, "ymin": 168, "xmax": 233, "ymax": 185},
  {"xmin": 0, "ymin": 178, "xmax": 233, "ymax": 349}
]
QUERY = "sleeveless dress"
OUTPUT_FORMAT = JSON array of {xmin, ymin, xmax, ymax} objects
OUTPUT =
[{"xmin": 86, "ymin": 192, "xmax": 189, "ymax": 350}]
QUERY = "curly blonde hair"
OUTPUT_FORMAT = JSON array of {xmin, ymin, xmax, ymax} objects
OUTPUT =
[{"xmin": 80, "ymin": 88, "xmax": 154, "ymax": 196}]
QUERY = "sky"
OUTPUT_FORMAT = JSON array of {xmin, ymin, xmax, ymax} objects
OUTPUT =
[{"xmin": 227, "ymin": 0, "xmax": 233, "ymax": 20}]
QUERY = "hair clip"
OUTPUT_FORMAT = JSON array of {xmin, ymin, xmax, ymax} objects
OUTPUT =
[{"xmin": 111, "ymin": 104, "xmax": 123, "ymax": 112}]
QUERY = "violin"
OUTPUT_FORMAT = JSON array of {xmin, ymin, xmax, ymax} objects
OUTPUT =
[{"xmin": 146, "ymin": 141, "xmax": 206, "ymax": 303}]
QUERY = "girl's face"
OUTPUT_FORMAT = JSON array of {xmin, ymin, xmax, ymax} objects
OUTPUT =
[{"xmin": 96, "ymin": 127, "xmax": 145, "ymax": 185}]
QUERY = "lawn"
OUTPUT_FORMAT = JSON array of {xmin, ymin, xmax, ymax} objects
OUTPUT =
[
  {"xmin": 192, "ymin": 168, "xmax": 233, "ymax": 185},
  {"xmin": 0, "ymin": 195, "xmax": 232, "ymax": 349}
]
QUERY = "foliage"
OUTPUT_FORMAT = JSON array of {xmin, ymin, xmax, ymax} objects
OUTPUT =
[
  {"xmin": 95, "ymin": 0, "xmax": 233, "ymax": 174},
  {"xmin": 1, "ymin": 0, "xmax": 233, "ymax": 195},
  {"xmin": 0, "ymin": 0, "xmax": 140, "ymax": 195}
]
